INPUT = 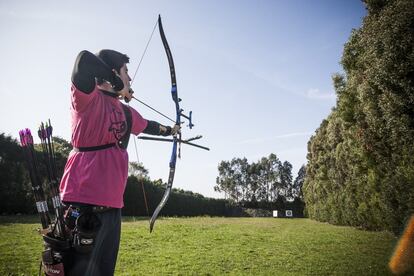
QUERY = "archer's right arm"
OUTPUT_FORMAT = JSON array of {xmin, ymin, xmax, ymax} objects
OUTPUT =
[{"xmin": 71, "ymin": 50, "xmax": 123, "ymax": 94}]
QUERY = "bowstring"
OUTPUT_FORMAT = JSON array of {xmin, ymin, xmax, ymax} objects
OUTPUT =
[
  {"xmin": 131, "ymin": 19, "xmax": 159, "ymax": 85},
  {"xmin": 129, "ymin": 18, "xmax": 159, "ymax": 219}
]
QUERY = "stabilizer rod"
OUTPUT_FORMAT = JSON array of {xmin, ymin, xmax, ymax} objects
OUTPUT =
[{"xmin": 138, "ymin": 135, "xmax": 210, "ymax": 151}]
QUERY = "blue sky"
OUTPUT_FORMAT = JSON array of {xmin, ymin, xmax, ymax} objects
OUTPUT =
[{"xmin": 0, "ymin": 1, "xmax": 366, "ymax": 198}]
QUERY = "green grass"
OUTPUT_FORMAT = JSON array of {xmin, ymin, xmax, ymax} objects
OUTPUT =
[{"xmin": 0, "ymin": 216, "xmax": 398, "ymax": 275}]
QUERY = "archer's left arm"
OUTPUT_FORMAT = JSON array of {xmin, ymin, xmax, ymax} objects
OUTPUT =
[
  {"xmin": 128, "ymin": 106, "xmax": 179, "ymax": 137},
  {"xmin": 143, "ymin": 121, "xmax": 180, "ymax": 136}
]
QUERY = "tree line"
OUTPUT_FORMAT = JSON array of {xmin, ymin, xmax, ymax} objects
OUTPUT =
[
  {"xmin": 214, "ymin": 154, "xmax": 305, "ymax": 212},
  {"xmin": 0, "ymin": 133, "xmax": 229, "ymax": 217},
  {"xmin": 304, "ymin": 0, "xmax": 414, "ymax": 234}
]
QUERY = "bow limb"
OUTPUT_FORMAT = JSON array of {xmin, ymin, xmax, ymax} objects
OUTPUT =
[{"xmin": 149, "ymin": 15, "xmax": 181, "ymax": 233}]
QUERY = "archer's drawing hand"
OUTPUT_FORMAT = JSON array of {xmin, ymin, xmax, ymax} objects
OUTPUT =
[{"xmin": 119, "ymin": 88, "xmax": 134, "ymax": 103}]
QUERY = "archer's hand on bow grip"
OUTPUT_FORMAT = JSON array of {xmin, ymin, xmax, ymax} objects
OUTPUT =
[
  {"xmin": 160, "ymin": 124, "xmax": 181, "ymax": 136},
  {"xmin": 171, "ymin": 124, "xmax": 181, "ymax": 136}
]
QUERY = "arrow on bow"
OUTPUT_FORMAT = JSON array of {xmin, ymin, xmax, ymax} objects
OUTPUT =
[{"xmin": 129, "ymin": 15, "xmax": 209, "ymax": 232}]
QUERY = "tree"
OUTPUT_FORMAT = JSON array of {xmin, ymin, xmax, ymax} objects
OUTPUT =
[
  {"xmin": 304, "ymin": 0, "xmax": 414, "ymax": 233},
  {"xmin": 129, "ymin": 161, "xmax": 149, "ymax": 179},
  {"xmin": 215, "ymin": 158, "xmax": 251, "ymax": 203},
  {"xmin": 260, "ymin": 154, "xmax": 282, "ymax": 202},
  {"xmin": 232, "ymin": 158, "xmax": 250, "ymax": 203},
  {"xmin": 247, "ymin": 162, "xmax": 261, "ymax": 204},
  {"xmin": 280, "ymin": 161, "xmax": 293, "ymax": 199},
  {"xmin": 0, "ymin": 133, "xmax": 32, "ymax": 214},
  {"xmin": 52, "ymin": 136, "xmax": 72, "ymax": 157},
  {"xmin": 215, "ymin": 160, "xmax": 238, "ymax": 202},
  {"xmin": 293, "ymin": 165, "xmax": 306, "ymax": 199},
  {"xmin": 215, "ymin": 154, "xmax": 297, "ymax": 208}
]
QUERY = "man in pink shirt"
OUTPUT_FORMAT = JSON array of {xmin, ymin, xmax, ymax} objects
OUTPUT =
[{"xmin": 58, "ymin": 49, "xmax": 179, "ymax": 275}]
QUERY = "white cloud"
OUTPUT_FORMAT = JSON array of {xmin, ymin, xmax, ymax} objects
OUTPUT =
[{"xmin": 238, "ymin": 131, "xmax": 313, "ymax": 145}]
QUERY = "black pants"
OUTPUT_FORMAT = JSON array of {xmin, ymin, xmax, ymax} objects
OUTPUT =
[{"xmin": 68, "ymin": 208, "xmax": 121, "ymax": 276}]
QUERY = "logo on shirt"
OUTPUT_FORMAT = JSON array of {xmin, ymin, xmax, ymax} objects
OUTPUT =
[{"xmin": 108, "ymin": 108, "xmax": 126, "ymax": 141}]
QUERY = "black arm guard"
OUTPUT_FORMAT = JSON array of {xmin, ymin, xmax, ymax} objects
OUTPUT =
[{"xmin": 143, "ymin": 121, "xmax": 172, "ymax": 136}]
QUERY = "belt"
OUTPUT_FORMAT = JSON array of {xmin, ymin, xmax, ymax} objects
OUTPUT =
[
  {"xmin": 64, "ymin": 202, "xmax": 114, "ymax": 213},
  {"xmin": 73, "ymin": 143, "xmax": 116, "ymax": 152},
  {"xmin": 91, "ymin": 206, "xmax": 114, "ymax": 213}
]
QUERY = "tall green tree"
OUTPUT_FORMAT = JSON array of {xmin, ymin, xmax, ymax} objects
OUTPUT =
[
  {"xmin": 293, "ymin": 165, "xmax": 306, "ymax": 199},
  {"xmin": 255, "ymin": 155, "xmax": 281, "ymax": 202},
  {"xmin": 280, "ymin": 161, "xmax": 293, "ymax": 199},
  {"xmin": 304, "ymin": 0, "xmax": 414, "ymax": 233},
  {"xmin": 215, "ymin": 160, "xmax": 239, "ymax": 202},
  {"xmin": 215, "ymin": 154, "xmax": 301, "ymax": 207}
]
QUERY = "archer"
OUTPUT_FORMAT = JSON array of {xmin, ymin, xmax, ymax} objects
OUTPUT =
[{"xmin": 52, "ymin": 49, "xmax": 179, "ymax": 276}]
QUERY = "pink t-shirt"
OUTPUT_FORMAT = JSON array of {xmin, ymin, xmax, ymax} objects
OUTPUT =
[{"xmin": 59, "ymin": 85, "xmax": 148, "ymax": 208}]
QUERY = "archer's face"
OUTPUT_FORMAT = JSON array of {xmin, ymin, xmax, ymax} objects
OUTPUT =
[{"xmin": 119, "ymin": 64, "xmax": 131, "ymax": 90}]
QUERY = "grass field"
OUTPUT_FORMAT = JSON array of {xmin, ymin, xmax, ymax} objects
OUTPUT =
[{"xmin": 0, "ymin": 216, "xmax": 399, "ymax": 275}]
